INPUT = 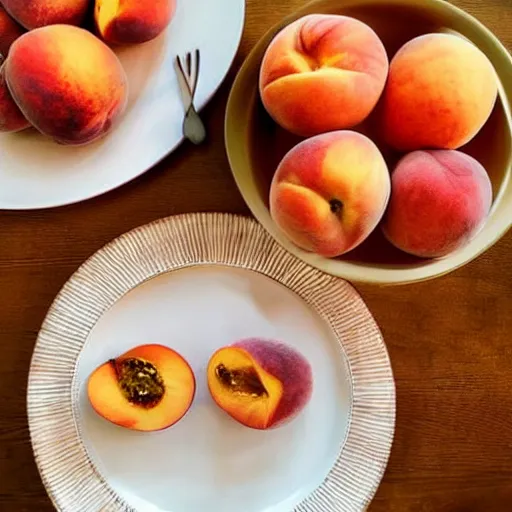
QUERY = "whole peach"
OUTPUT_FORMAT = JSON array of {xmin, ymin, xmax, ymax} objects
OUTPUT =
[
  {"xmin": 5, "ymin": 25, "xmax": 128, "ymax": 145},
  {"xmin": 0, "ymin": 4, "xmax": 24, "ymax": 57},
  {"xmin": 259, "ymin": 14, "xmax": 389, "ymax": 137},
  {"xmin": 270, "ymin": 130, "xmax": 391, "ymax": 257},
  {"xmin": 0, "ymin": 63, "xmax": 29, "ymax": 131},
  {"xmin": 0, "ymin": 0, "xmax": 89, "ymax": 29},
  {"xmin": 382, "ymin": 150, "xmax": 493, "ymax": 258},
  {"xmin": 95, "ymin": 0, "xmax": 176, "ymax": 45},
  {"xmin": 380, "ymin": 33, "xmax": 498, "ymax": 151}
]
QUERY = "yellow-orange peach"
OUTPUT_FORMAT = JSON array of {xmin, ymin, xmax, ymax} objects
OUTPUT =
[
  {"xmin": 270, "ymin": 130, "xmax": 391, "ymax": 257},
  {"xmin": 380, "ymin": 33, "xmax": 498, "ymax": 151},
  {"xmin": 0, "ymin": 63, "xmax": 29, "ymax": 131},
  {"xmin": 88, "ymin": 344, "xmax": 196, "ymax": 432},
  {"xmin": 5, "ymin": 25, "xmax": 128, "ymax": 145},
  {"xmin": 95, "ymin": 0, "xmax": 176, "ymax": 45},
  {"xmin": 382, "ymin": 150, "xmax": 492, "ymax": 258},
  {"xmin": 0, "ymin": 0, "xmax": 89, "ymax": 29},
  {"xmin": 0, "ymin": 4, "xmax": 24, "ymax": 57},
  {"xmin": 259, "ymin": 14, "xmax": 389, "ymax": 137},
  {"xmin": 207, "ymin": 338, "xmax": 313, "ymax": 430}
]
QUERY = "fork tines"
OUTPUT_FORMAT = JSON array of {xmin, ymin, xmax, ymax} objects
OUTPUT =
[{"xmin": 176, "ymin": 49, "xmax": 200, "ymax": 99}]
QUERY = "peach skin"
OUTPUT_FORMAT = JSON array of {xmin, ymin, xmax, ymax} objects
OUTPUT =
[
  {"xmin": 5, "ymin": 25, "xmax": 128, "ymax": 145},
  {"xmin": 207, "ymin": 338, "xmax": 313, "ymax": 430},
  {"xmin": 0, "ymin": 0, "xmax": 89, "ymax": 29},
  {"xmin": 88, "ymin": 344, "xmax": 196, "ymax": 432},
  {"xmin": 95, "ymin": 0, "xmax": 176, "ymax": 45},
  {"xmin": 380, "ymin": 33, "xmax": 498, "ymax": 151},
  {"xmin": 0, "ymin": 63, "xmax": 29, "ymax": 131},
  {"xmin": 0, "ymin": 4, "xmax": 24, "ymax": 58},
  {"xmin": 270, "ymin": 130, "xmax": 391, "ymax": 257},
  {"xmin": 259, "ymin": 14, "xmax": 389, "ymax": 137},
  {"xmin": 382, "ymin": 150, "xmax": 493, "ymax": 258}
]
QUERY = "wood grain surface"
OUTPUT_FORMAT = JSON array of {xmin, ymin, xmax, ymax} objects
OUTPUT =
[{"xmin": 1, "ymin": 1, "xmax": 511, "ymax": 511}]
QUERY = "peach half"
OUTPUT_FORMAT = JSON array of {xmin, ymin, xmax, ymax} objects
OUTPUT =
[
  {"xmin": 270, "ymin": 130, "xmax": 391, "ymax": 257},
  {"xmin": 95, "ymin": 0, "xmax": 176, "ymax": 45},
  {"xmin": 259, "ymin": 14, "xmax": 389, "ymax": 137},
  {"xmin": 87, "ymin": 344, "xmax": 196, "ymax": 432},
  {"xmin": 207, "ymin": 338, "xmax": 313, "ymax": 430},
  {"xmin": 380, "ymin": 33, "xmax": 498, "ymax": 151},
  {"xmin": 5, "ymin": 25, "xmax": 128, "ymax": 145},
  {"xmin": 0, "ymin": 0, "xmax": 89, "ymax": 30}
]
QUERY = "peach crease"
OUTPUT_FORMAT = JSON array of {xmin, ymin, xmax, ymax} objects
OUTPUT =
[{"xmin": 259, "ymin": 13, "xmax": 389, "ymax": 137}]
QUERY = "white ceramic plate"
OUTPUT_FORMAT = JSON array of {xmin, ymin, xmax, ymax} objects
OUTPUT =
[
  {"xmin": 27, "ymin": 213, "xmax": 395, "ymax": 512},
  {"xmin": 0, "ymin": 1, "xmax": 245, "ymax": 210}
]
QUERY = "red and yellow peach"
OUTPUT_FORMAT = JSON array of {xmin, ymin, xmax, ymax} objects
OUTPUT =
[
  {"xmin": 270, "ymin": 130, "xmax": 391, "ymax": 257},
  {"xmin": 0, "ymin": 4, "xmax": 24, "ymax": 57},
  {"xmin": 207, "ymin": 338, "xmax": 313, "ymax": 430},
  {"xmin": 382, "ymin": 150, "xmax": 493, "ymax": 258},
  {"xmin": 95, "ymin": 0, "xmax": 176, "ymax": 45},
  {"xmin": 88, "ymin": 344, "xmax": 196, "ymax": 432},
  {"xmin": 0, "ymin": 0, "xmax": 89, "ymax": 30},
  {"xmin": 0, "ymin": 63, "xmax": 29, "ymax": 131},
  {"xmin": 380, "ymin": 33, "xmax": 498, "ymax": 151},
  {"xmin": 259, "ymin": 14, "xmax": 389, "ymax": 137},
  {"xmin": 5, "ymin": 24, "xmax": 128, "ymax": 145}
]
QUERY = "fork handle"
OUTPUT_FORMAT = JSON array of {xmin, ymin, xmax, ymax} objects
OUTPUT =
[{"xmin": 183, "ymin": 105, "xmax": 206, "ymax": 145}]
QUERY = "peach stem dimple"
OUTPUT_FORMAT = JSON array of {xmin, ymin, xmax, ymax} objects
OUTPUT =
[{"xmin": 329, "ymin": 198, "xmax": 343, "ymax": 216}]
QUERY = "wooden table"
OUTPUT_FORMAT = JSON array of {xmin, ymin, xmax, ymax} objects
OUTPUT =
[{"xmin": 1, "ymin": 1, "xmax": 511, "ymax": 510}]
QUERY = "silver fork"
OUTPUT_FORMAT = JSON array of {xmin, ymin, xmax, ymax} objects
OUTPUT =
[{"xmin": 175, "ymin": 49, "xmax": 206, "ymax": 145}]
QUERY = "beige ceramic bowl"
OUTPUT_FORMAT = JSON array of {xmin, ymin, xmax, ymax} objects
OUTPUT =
[{"xmin": 225, "ymin": 0, "xmax": 512, "ymax": 285}]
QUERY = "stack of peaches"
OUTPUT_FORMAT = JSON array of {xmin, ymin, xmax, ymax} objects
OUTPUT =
[
  {"xmin": 261, "ymin": 14, "xmax": 499, "ymax": 259},
  {"xmin": 0, "ymin": 0, "xmax": 176, "ymax": 145}
]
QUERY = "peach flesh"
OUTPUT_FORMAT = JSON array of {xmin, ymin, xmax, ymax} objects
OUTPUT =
[
  {"xmin": 382, "ymin": 150, "xmax": 493, "ymax": 258},
  {"xmin": 207, "ymin": 338, "xmax": 313, "ymax": 430},
  {"xmin": 87, "ymin": 344, "xmax": 196, "ymax": 432}
]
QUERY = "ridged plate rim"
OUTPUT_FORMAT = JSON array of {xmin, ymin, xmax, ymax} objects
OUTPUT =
[{"xmin": 27, "ymin": 212, "xmax": 396, "ymax": 512}]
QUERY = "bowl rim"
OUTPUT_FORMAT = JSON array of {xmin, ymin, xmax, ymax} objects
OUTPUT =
[{"xmin": 224, "ymin": 0, "xmax": 512, "ymax": 285}]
